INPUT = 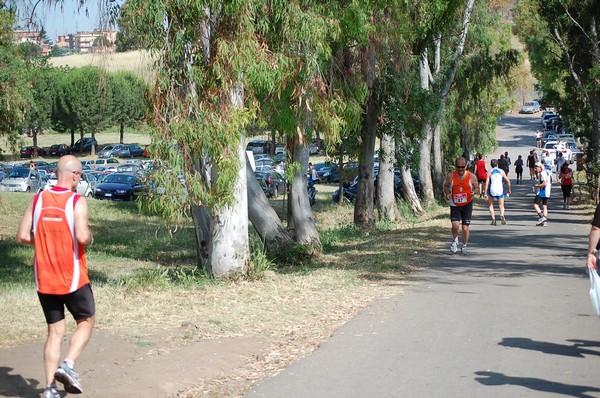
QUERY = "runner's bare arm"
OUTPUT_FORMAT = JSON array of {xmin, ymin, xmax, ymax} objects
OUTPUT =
[
  {"xmin": 74, "ymin": 196, "xmax": 93, "ymax": 246},
  {"xmin": 443, "ymin": 173, "xmax": 452, "ymax": 200},
  {"xmin": 471, "ymin": 173, "xmax": 480, "ymax": 195},
  {"xmin": 16, "ymin": 200, "xmax": 35, "ymax": 245},
  {"xmin": 587, "ymin": 225, "xmax": 600, "ymax": 270}
]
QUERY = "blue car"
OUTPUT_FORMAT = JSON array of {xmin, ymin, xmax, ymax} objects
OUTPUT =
[{"xmin": 93, "ymin": 173, "xmax": 144, "ymax": 201}]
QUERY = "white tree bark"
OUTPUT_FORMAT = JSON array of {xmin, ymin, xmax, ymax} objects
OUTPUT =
[
  {"xmin": 209, "ymin": 84, "xmax": 250, "ymax": 276},
  {"xmin": 376, "ymin": 133, "xmax": 398, "ymax": 221}
]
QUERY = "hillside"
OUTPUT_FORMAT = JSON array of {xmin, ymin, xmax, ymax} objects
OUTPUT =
[{"xmin": 48, "ymin": 50, "xmax": 155, "ymax": 82}]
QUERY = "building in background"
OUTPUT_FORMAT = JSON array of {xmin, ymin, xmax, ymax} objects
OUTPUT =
[{"xmin": 73, "ymin": 29, "xmax": 116, "ymax": 53}]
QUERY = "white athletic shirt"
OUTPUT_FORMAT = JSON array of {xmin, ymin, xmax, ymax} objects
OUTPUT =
[
  {"xmin": 489, "ymin": 168, "xmax": 504, "ymax": 197},
  {"xmin": 536, "ymin": 169, "xmax": 552, "ymax": 198}
]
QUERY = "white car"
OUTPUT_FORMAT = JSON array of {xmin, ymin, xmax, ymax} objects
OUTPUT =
[
  {"xmin": 520, "ymin": 101, "xmax": 541, "ymax": 114},
  {"xmin": 45, "ymin": 173, "xmax": 93, "ymax": 196},
  {"xmin": 542, "ymin": 141, "xmax": 572, "ymax": 164}
]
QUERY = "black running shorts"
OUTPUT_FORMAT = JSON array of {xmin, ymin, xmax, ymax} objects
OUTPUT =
[
  {"xmin": 450, "ymin": 201, "xmax": 473, "ymax": 226},
  {"xmin": 38, "ymin": 284, "xmax": 96, "ymax": 324}
]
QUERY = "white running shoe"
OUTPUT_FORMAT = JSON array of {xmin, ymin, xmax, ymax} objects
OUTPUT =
[
  {"xmin": 450, "ymin": 241, "xmax": 458, "ymax": 253},
  {"xmin": 536, "ymin": 216, "xmax": 547, "ymax": 226},
  {"xmin": 461, "ymin": 244, "xmax": 468, "ymax": 255}
]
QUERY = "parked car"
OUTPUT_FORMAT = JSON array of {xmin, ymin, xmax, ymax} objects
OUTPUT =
[
  {"xmin": 246, "ymin": 140, "xmax": 273, "ymax": 155},
  {"xmin": 94, "ymin": 172, "xmax": 145, "ymax": 201},
  {"xmin": 542, "ymin": 141, "xmax": 572, "ymax": 164},
  {"xmin": 255, "ymin": 169, "xmax": 287, "ymax": 198},
  {"xmin": 20, "ymin": 146, "xmax": 47, "ymax": 158},
  {"xmin": 91, "ymin": 158, "xmax": 120, "ymax": 170},
  {"xmin": 0, "ymin": 170, "xmax": 5, "ymax": 182},
  {"xmin": 72, "ymin": 137, "xmax": 97, "ymax": 153},
  {"xmin": 127, "ymin": 144, "xmax": 145, "ymax": 157},
  {"xmin": 520, "ymin": 101, "xmax": 541, "ymax": 114},
  {"xmin": 116, "ymin": 163, "xmax": 142, "ymax": 174},
  {"xmin": 313, "ymin": 162, "xmax": 340, "ymax": 183},
  {"xmin": 98, "ymin": 144, "xmax": 131, "ymax": 159},
  {"xmin": 48, "ymin": 144, "xmax": 71, "ymax": 156},
  {"xmin": 45, "ymin": 173, "xmax": 93, "ymax": 196},
  {"xmin": 0, "ymin": 167, "xmax": 45, "ymax": 192}
]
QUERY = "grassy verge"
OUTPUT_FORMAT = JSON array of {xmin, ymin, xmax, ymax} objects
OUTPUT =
[{"xmin": 0, "ymin": 189, "xmax": 447, "ymax": 396}]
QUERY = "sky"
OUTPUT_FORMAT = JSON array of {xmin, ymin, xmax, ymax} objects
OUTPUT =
[{"xmin": 18, "ymin": 1, "xmax": 124, "ymax": 42}]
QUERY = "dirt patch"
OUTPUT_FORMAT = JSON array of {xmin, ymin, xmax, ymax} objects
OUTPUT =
[{"xmin": 0, "ymin": 331, "xmax": 268, "ymax": 398}]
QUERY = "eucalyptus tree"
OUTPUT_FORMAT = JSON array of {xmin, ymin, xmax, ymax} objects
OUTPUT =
[
  {"xmin": 0, "ymin": 5, "xmax": 29, "ymax": 153},
  {"xmin": 445, "ymin": 2, "xmax": 520, "ymax": 162},
  {"xmin": 126, "ymin": 0, "xmax": 303, "ymax": 276},
  {"xmin": 111, "ymin": 71, "xmax": 148, "ymax": 144},
  {"xmin": 410, "ymin": 0, "xmax": 476, "ymax": 205},
  {"xmin": 516, "ymin": 0, "xmax": 600, "ymax": 196},
  {"xmin": 256, "ymin": 1, "xmax": 339, "ymax": 250}
]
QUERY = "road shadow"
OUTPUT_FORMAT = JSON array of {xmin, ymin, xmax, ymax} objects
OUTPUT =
[
  {"xmin": 474, "ymin": 371, "xmax": 600, "ymax": 398},
  {"xmin": 498, "ymin": 337, "xmax": 600, "ymax": 358},
  {"xmin": 0, "ymin": 366, "xmax": 43, "ymax": 398}
]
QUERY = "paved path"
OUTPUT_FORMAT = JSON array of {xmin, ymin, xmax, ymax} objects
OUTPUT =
[{"xmin": 246, "ymin": 113, "xmax": 600, "ymax": 398}]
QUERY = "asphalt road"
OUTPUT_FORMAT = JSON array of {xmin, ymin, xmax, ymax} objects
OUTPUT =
[{"xmin": 246, "ymin": 112, "xmax": 600, "ymax": 398}]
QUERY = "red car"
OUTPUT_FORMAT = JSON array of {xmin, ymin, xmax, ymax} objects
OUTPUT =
[
  {"xmin": 19, "ymin": 146, "xmax": 47, "ymax": 158},
  {"xmin": 48, "ymin": 144, "xmax": 71, "ymax": 156}
]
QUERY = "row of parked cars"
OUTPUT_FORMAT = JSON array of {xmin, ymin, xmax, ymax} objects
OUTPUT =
[
  {"xmin": 19, "ymin": 139, "xmax": 148, "ymax": 159},
  {"xmin": 537, "ymin": 109, "xmax": 584, "ymax": 165},
  {"xmin": 0, "ymin": 159, "xmax": 154, "ymax": 202}
]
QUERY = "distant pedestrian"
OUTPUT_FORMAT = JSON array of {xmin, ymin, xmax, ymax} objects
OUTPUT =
[
  {"xmin": 558, "ymin": 162, "xmax": 573, "ymax": 210},
  {"xmin": 443, "ymin": 157, "xmax": 479, "ymax": 255},
  {"xmin": 484, "ymin": 159, "xmax": 511, "ymax": 225},
  {"xmin": 514, "ymin": 155, "xmax": 524, "ymax": 184},
  {"xmin": 527, "ymin": 150, "xmax": 537, "ymax": 180},
  {"xmin": 474, "ymin": 154, "xmax": 487, "ymax": 198},
  {"xmin": 29, "ymin": 160, "xmax": 36, "ymax": 170},
  {"xmin": 587, "ymin": 202, "xmax": 600, "ymax": 271},
  {"xmin": 533, "ymin": 162, "xmax": 552, "ymax": 226},
  {"xmin": 535, "ymin": 130, "xmax": 543, "ymax": 148},
  {"xmin": 555, "ymin": 151, "xmax": 567, "ymax": 174},
  {"xmin": 497, "ymin": 154, "xmax": 509, "ymax": 176},
  {"xmin": 504, "ymin": 151, "xmax": 511, "ymax": 175}
]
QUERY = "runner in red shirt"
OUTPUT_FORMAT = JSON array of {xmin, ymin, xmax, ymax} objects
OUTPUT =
[
  {"xmin": 443, "ymin": 157, "xmax": 480, "ymax": 255},
  {"xmin": 474, "ymin": 154, "xmax": 487, "ymax": 198},
  {"xmin": 17, "ymin": 155, "xmax": 94, "ymax": 397}
]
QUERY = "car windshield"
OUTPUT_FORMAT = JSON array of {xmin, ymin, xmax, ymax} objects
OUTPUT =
[
  {"xmin": 7, "ymin": 168, "xmax": 29, "ymax": 178},
  {"xmin": 104, "ymin": 174, "xmax": 135, "ymax": 184}
]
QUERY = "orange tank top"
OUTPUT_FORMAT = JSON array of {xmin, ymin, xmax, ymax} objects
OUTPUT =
[
  {"xmin": 32, "ymin": 189, "xmax": 89, "ymax": 294},
  {"xmin": 451, "ymin": 170, "xmax": 473, "ymax": 206}
]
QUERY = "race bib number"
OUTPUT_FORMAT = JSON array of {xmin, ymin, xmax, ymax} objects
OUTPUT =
[{"xmin": 453, "ymin": 192, "xmax": 468, "ymax": 204}]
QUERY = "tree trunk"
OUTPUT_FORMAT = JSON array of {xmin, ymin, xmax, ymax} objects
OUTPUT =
[
  {"xmin": 246, "ymin": 156, "xmax": 294, "ymax": 250},
  {"xmin": 336, "ymin": 152, "xmax": 345, "ymax": 204},
  {"xmin": 190, "ymin": 203, "xmax": 211, "ymax": 268},
  {"xmin": 354, "ymin": 32, "xmax": 378, "ymax": 229},
  {"xmin": 70, "ymin": 128, "xmax": 75, "ymax": 148},
  {"xmin": 400, "ymin": 164, "xmax": 424, "ymax": 215},
  {"xmin": 78, "ymin": 130, "xmax": 84, "ymax": 154},
  {"xmin": 395, "ymin": 136, "xmax": 424, "ymax": 215},
  {"xmin": 418, "ymin": 50, "xmax": 435, "ymax": 206},
  {"xmin": 90, "ymin": 130, "xmax": 96, "ymax": 156},
  {"xmin": 376, "ymin": 132, "xmax": 398, "ymax": 221},
  {"xmin": 120, "ymin": 121, "xmax": 125, "ymax": 144},
  {"xmin": 287, "ymin": 134, "xmax": 321, "ymax": 251},
  {"xmin": 209, "ymin": 134, "xmax": 250, "ymax": 277},
  {"xmin": 32, "ymin": 129, "xmax": 38, "ymax": 159}
]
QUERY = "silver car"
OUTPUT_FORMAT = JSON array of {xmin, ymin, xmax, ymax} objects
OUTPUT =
[
  {"xmin": 44, "ymin": 173, "xmax": 93, "ymax": 196},
  {"xmin": 0, "ymin": 168, "xmax": 45, "ymax": 192}
]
